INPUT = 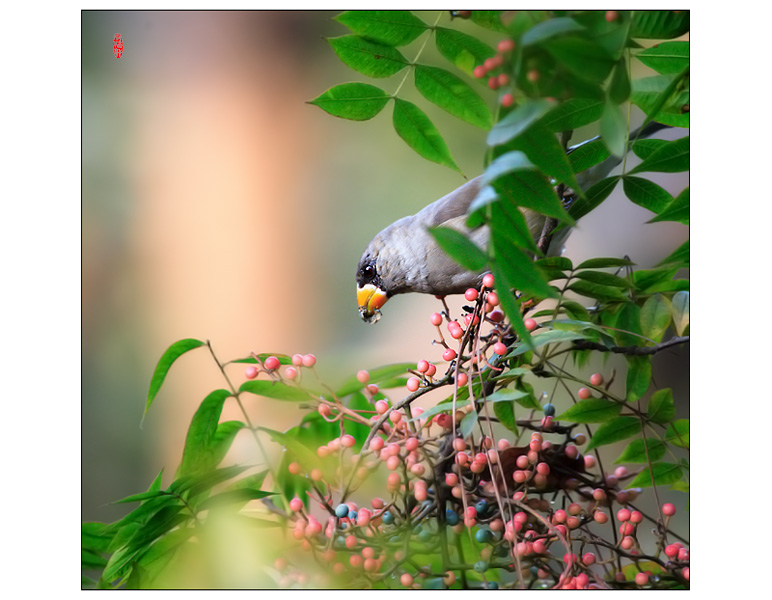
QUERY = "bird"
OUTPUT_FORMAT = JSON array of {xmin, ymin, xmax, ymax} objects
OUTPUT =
[{"xmin": 356, "ymin": 123, "xmax": 671, "ymax": 323}]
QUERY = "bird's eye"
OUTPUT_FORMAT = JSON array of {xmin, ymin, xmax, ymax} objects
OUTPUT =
[{"xmin": 362, "ymin": 264, "xmax": 376, "ymax": 280}]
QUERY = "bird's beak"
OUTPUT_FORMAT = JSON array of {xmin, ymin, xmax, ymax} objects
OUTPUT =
[{"xmin": 357, "ymin": 284, "xmax": 388, "ymax": 323}]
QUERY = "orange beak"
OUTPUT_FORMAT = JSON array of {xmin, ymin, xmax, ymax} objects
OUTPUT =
[{"xmin": 357, "ymin": 284, "xmax": 388, "ymax": 323}]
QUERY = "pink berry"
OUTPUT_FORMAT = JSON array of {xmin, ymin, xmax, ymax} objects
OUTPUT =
[
  {"xmin": 483, "ymin": 57, "xmax": 496, "ymax": 71},
  {"xmin": 310, "ymin": 468, "xmax": 323, "ymax": 481},
  {"xmin": 592, "ymin": 488, "xmax": 606, "ymax": 501},
  {"xmin": 630, "ymin": 511, "xmax": 643, "ymax": 524},
  {"xmin": 682, "ymin": 567, "xmax": 689, "ymax": 581},
  {"xmin": 582, "ymin": 552, "xmax": 596, "ymax": 565},
  {"xmin": 662, "ymin": 503, "xmax": 676, "ymax": 516},
  {"xmin": 578, "ymin": 387, "xmax": 592, "ymax": 400},
  {"xmin": 590, "ymin": 373, "xmax": 603, "ymax": 386},
  {"xmin": 621, "ymin": 536, "xmax": 635, "ymax": 550},
  {"xmin": 285, "ymin": 366, "xmax": 298, "ymax": 380},
  {"xmin": 553, "ymin": 509, "xmax": 567, "ymax": 523},
  {"xmin": 291, "ymin": 353, "xmax": 303, "ymax": 366},
  {"xmin": 497, "ymin": 39, "xmax": 515, "ymax": 53},
  {"xmin": 341, "ymin": 434, "xmax": 355, "ymax": 448},
  {"xmin": 678, "ymin": 548, "xmax": 689, "ymax": 561},
  {"xmin": 375, "ymin": 400, "xmax": 389, "ymax": 414},
  {"xmin": 302, "ymin": 354, "xmax": 316, "ymax": 368},
  {"xmin": 594, "ymin": 511, "xmax": 608, "ymax": 524},
  {"xmin": 493, "ymin": 342, "xmax": 507, "ymax": 356},
  {"xmin": 634, "ymin": 572, "xmax": 648, "ymax": 586},
  {"xmin": 288, "ymin": 462, "xmax": 301, "ymax": 475},
  {"xmin": 448, "ymin": 324, "xmax": 464, "ymax": 340},
  {"xmin": 464, "ymin": 288, "xmax": 478, "ymax": 302},
  {"xmin": 456, "ymin": 372, "xmax": 468, "ymax": 386},
  {"xmin": 614, "ymin": 466, "xmax": 628, "ymax": 479},
  {"xmin": 498, "ymin": 73, "xmax": 510, "ymax": 86},
  {"xmin": 437, "ymin": 413, "xmax": 452, "ymax": 429},
  {"xmin": 245, "ymin": 365, "xmax": 258, "ymax": 379},
  {"xmin": 664, "ymin": 543, "xmax": 679, "ymax": 558},
  {"xmin": 524, "ymin": 318, "xmax": 537, "ymax": 331},
  {"xmin": 473, "ymin": 65, "xmax": 486, "ymax": 79},
  {"xmin": 369, "ymin": 437, "xmax": 384, "ymax": 452},
  {"xmin": 416, "ymin": 360, "xmax": 429, "ymax": 373},
  {"xmin": 289, "ymin": 497, "xmax": 303, "ymax": 512},
  {"xmin": 482, "ymin": 273, "xmax": 495, "ymax": 288},
  {"xmin": 443, "ymin": 348, "xmax": 457, "ymax": 361},
  {"xmin": 430, "ymin": 312, "xmax": 443, "ymax": 326},
  {"xmin": 564, "ymin": 444, "xmax": 578, "ymax": 459},
  {"xmin": 400, "ymin": 573, "xmax": 414, "ymax": 587},
  {"xmin": 367, "ymin": 384, "xmax": 379, "ymax": 395},
  {"xmin": 617, "ymin": 508, "xmax": 631, "ymax": 522},
  {"xmin": 406, "ymin": 376, "xmax": 420, "ymax": 392},
  {"xmin": 536, "ymin": 462, "xmax": 550, "ymax": 475},
  {"xmin": 356, "ymin": 369, "xmax": 370, "ymax": 384},
  {"xmin": 264, "ymin": 356, "xmax": 280, "ymax": 371},
  {"xmin": 318, "ymin": 403, "xmax": 331, "ymax": 417},
  {"xmin": 619, "ymin": 522, "xmax": 635, "ymax": 536},
  {"xmin": 606, "ymin": 10, "xmax": 619, "ymax": 22},
  {"xmin": 425, "ymin": 363, "xmax": 437, "ymax": 377}
]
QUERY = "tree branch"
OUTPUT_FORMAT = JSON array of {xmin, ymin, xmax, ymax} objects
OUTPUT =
[{"xmin": 572, "ymin": 336, "xmax": 689, "ymax": 356}]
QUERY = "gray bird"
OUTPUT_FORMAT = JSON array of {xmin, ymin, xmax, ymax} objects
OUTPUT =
[{"xmin": 356, "ymin": 123, "xmax": 670, "ymax": 323}]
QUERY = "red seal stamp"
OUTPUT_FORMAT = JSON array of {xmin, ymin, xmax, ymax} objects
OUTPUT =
[{"xmin": 113, "ymin": 33, "xmax": 123, "ymax": 58}]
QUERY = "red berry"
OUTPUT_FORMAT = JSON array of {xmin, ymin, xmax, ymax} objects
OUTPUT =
[
  {"xmin": 245, "ymin": 365, "xmax": 258, "ymax": 379},
  {"xmin": 497, "ymin": 39, "xmax": 515, "ymax": 53},
  {"xmin": 662, "ymin": 503, "xmax": 676, "ymax": 516},
  {"xmin": 483, "ymin": 57, "xmax": 496, "ymax": 71},
  {"xmin": 406, "ymin": 376, "xmax": 420, "ymax": 392},
  {"xmin": 497, "ymin": 73, "xmax": 510, "ymax": 86},
  {"xmin": 594, "ymin": 511, "xmax": 608, "ymax": 524},
  {"xmin": 630, "ymin": 511, "xmax": 643, "ymax": 524},
  {"xmin": 488, "ymin": 76, "xmax": 499, "ymax": 90},
  {"xmin": 356, "ymin": 369, "xmax": 370, "ymax": 384},
  {"xmin": 617, "ymin": 508, "xmax": 631, "ymax": 522},
  {"xmin": 264, "ymin": 356, "xmax": 280, "ymax": 370},
  {"xmin": 582, "ymin": 552, "xmax": 596, "ymax": 565},
  {"xmin": 578, "ymin": 387, "xmax": 592, "ymax": 400},
  {"xmin": 493, "ymin": 342, "xmax": 507, "ymax": 356},
  {"xmin": 634, "ymin": 572, "xmax": 648, "ymax": 586},
  {"xmin": 489, "ymin": 310, "xmax": 504, "ymax": 322},
  {"xmin": 524, "ymin": 318, "xmax": 537, "ymax": 331},
  {"xmin": 482, "ymin": 273, "xmax": 495, "ymax": 288},
  {"xmin": 416, "ymin": 359, "xmax": 429, "ymax": 373},
  {"xmin": 425, "ymin": 363, "xmax": 437, "ymax": 377},
  {"xmin": 443, "ymin": 348, "xmax": 457, "ymax": 361},
  {"xmin": 682, "ymin": 567, "xmax": 689, "ymax": 581},
  {"xmin": 400, "ymin": 573, "xmax": 413, "ymax": 587},
  {"xmin": 590, "ymin": 372, "xmax": 603, "ymax": 386},
  {"xmin": 448, "ymin": 325, "xmax": 464, "ymax": 340},
  {"xmin": 288, "ymin": 462, "xmax": 302, "ymax": 475},
  {"xmin": 606, "ymin": 10, "xmax": 619, "ymax": 22},
  {"xmin": 464, "ymin": 288, "xmax": 478, "ymax": 302},
  {"xmin": 430, "ymin": 312, "xmax": 443, "ymax": 326},
  {"xmin": 456, "ymin": 372, "xmax": 468, "ymax": 386},
  {"xmin": 302, "ymin": 354, "xmax": 316, "ymax": 368},
  {"xmin": 473, "ymin": 65, "xmax": 486, "ymax": 79}
]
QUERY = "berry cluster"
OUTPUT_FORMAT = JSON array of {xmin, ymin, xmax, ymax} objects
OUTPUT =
[{"xmin": 474, "ymin": 40, "xmax": 518, "ymax": 107}]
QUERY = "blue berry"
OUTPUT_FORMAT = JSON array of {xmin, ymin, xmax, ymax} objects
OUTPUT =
[
  {"xmin": 335, "ymin": 504, "xmax": 349, "ymax": 518},
  {"xmin": 445, "ymin": 509, "xmax": 459, "ymax": 526},
  {"xmin": 543, "ymin": 403, "xmax": 556, "ymax": 416},
  {"xmin": 382, "ymin": 511, "xmax": 395, "ymax": 525},
  {"xmin": 475, "ymin": 499, "xmax": 489, "ymax": 516},
  {"xmin": 474, "ymin": 560, "xmax": 488, "ymax": 573},
  {"xmin": 475, "ymin": 528, "xmax": 493, "ymax": 543}
]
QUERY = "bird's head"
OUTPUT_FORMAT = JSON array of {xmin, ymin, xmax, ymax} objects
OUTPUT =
[{"xmin": 356, "ymin": 254, "xmax": 389, "ymax": 324}]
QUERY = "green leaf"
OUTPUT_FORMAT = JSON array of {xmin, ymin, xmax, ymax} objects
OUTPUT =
[
  {"xmin": 557, "ymin": 397, "xmax": 622, "ymax": 423},
  {"xmin": 574, "ymin": 270, "xmax": 631, "ymax": 288},
  {"xmin": 632, "ymin": 266, "xmax": 678, "ymax": 294},
  {"xmin": 622, "ymin": 175, "xmax": 673, "ymax": 213},
  {"xmin": 506, "ymin": 123, "xmax": 580, "ymax": 190},
  {"xmin": 636, "ymin": 41, "xmax": 689, "ymax": 74},
  {"xmin": 569, "ymin": 139, "xmax": 611, "ymax": 176},
  {"xmin": 240, "ymin": 380, "xmax": 312, "ymax": 402},
  {"xmin": 493, "ymin": 397, "xmax": 517, "ymax": 434},
  {"xmin": 491, "ymin": 264, "xmax": 533, "ymax": 350},
  {"xmin": 630, "ymin": 135, "xmax": 689, "ymax": 175},
  {"xmin": 492, "ymin": 231, "xmax": 557, "ymax": 299},
  {"xmin": 657, "ymin": 239, "xmax": 689, "ymax": 267},
  {"xmin": 392, "ymin": 98, "xmax": 460, "ymax": 172},
  {"xmin": 469, "ymin": 11, "xmax": 507, "ymax": 33},
  {"xmin": 632, "ymin": 138, "xmax": 669, "ymax": 160},
  {"xmin": 231, "ymin": 353, "xmax": 292, "ymax": 366},
  {"xmin": 665, "ymin": 419, "xmax": 689, "ymax": 449},
  {"xmin": 460, "ymin": 408, "xmax": 479, "ymax": 439},
  {"xmin": 631, "ymin": 11, "xmax": 689, "ymax": 40},
  {"xmin": 626, "ymin": 355, "xmax": 651, "ymax": 402},
  {"xmin": 197, "ymin": 488, "xmax": 275, "ymax": 511},
  {"xmin": 544, "ymin": 36, "xmax": 616, "ymax": 82},
  {"xmin": 309, "ymin": 82, "xmax": 390, "ymax": 121},
  {"xmin": 568, "ymin": 279, "xmax": 629, "ymax": 302},
  {"xmin": 615, "ymin": 438, "xmax": 666, "ymax": 464},
  {"xmin": 428, "ymin": 226, "xmax": 488, "ymax": 271},
  {"xmin": 336, "ymin": 362, "xmax": 414, "ymax": 397},
  {"xmin": 485, "ymin": 152, "xmax": 572, "ymax": 222},
  {"xmin": 631, "ymin": 74, "xmax": 689, "ymax": 128},
  {"xmin": 327, "ymin": 35, "xmax": 408, "ymax": 78},
  {"xmin": 434, "ymin": 27, "xmax": 496, "ymax": 77},
  {"xmin": 640, "ymin": 294, "xmax": 673, "ymax": 341},
  {"xmin": 649, "ymin": 187, "xmax": 689, "ymax": 224},
  {"xmin": 608, "ymin": 59, "xmax": 631, "ymax": 104},
  {"xmin": 600, "ymin": 101, "xmax": 626, "ymax": 158},
  {"xmin": 575, "ymin": 257, "xmax": 634, "ymax": 269},
  {"xmin": 521, "ymin": 17, "xmax": 585, "ymax": 46},
  {"xmin": 671, "ymin": 291, "xmax": 689, "ymax": 336},
  {"xmin": 585, "ymin": 416, "xmax": 641, "ymax": 451},
  {"xmin": 541, "ymin": 98, "xmax": 605, "ymax": 133},
  {"xmin": 176, "ymin": 389, "xmax": 233, "ymax": 477},
  {"xmin": 536, "ymin": 256, "xmax": 573, "ymax": 271},
  {"xmin": 414, "ymin": 65, "xmax": 493, "ymax": 129},
  {"xmin": 145, "ymin": 338, "xmax": 205, "ymax": 419},
  {"xmin": 562, "ymin": 300, "xmax": 590, "ymax": 321},
  {"xmin": 259, "ymin": 427, "xmax": 321, "ymax": 472},
  {"xmin": 627, "ymin": 462, "xmax": 683, "ymax": 489},
  {"xmin": 569, "ymin": 175, "xmax": 621, "ymax": 223},
  {"xmin": 614, "ymin": 302, "xmax": 643, "ymax": 347},
  {"xmin": 487, "ymin": 99, "xmax": 554, "ymax": 146},
  {"xmin": 334, "ymin": 10, "xmax": 427, "ymax": 46},
  {"xmin": 648, "ymin": 388, "xmax": 675, "ymax": 424}
]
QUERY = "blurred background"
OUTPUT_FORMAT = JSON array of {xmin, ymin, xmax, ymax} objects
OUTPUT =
[{"xmin": 82, "ymin": 9, "xmax": 688, "ymax": 573}]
